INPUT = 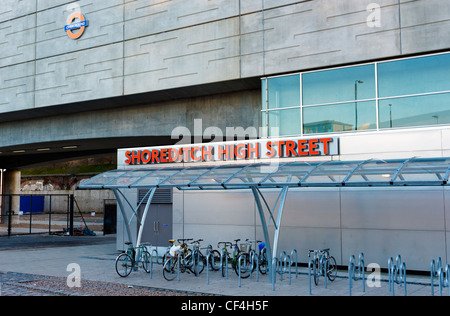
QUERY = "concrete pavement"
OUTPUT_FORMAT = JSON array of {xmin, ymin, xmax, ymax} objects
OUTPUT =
[{"xmin": 0, "ymin": 235, "xmax": 445, "ymax": 297}]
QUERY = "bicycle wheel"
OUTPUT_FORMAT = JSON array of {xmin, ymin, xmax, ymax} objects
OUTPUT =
[
  {"xmin": 163, "ymin": 257, "xmax": 178, "ymax": 281},
  {"xmin": 258, "ymin": 249, "xmax": 268, "ymax": 275},
  {"xmin": 208, "ymin": 250, "xmax": 221, "ymax": 271},
  {"xmin": 189, "ymin": 252, "xmax": 205, "ymax": 275},
  {"xmin": 141, "ymin": 251, "xmax": 151, "ymax": 273},
  {"xmin": 313, "ymin": 258, "xmax": 320, "ymax": 285},
  {"xmin": 115, "ymin": 253, "xmax": 133, "ymax": 277},
  {"xmin": 235, "ymin": 253, "xmax": 252, "ymax": 279},
  {"xmin": 326, "ymin": 256, "xmax": 338, "ymax": 281}
]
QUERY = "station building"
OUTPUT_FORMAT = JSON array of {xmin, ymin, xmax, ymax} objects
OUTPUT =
[{"xmin": 1, "ymin": 0, "xmax": 450, "ymax": 271}]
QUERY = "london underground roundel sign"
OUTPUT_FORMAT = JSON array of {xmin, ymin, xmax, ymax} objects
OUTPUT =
[{"xmin": 65, "ymin": 12, "xmax": 89, "ymax": 40}]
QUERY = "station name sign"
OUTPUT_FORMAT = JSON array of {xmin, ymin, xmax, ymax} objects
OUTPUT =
[{"xmin": 119, "ymin": 137, "xmax": 339, "ymax": 166}]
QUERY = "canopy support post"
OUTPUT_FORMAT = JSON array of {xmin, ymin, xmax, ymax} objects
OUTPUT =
[
  {"xmin": 272, "ymin": 185, "xmax": 289, "ymax": 260},
  {"xmin": 136, "ymin": 188, "xmax": 156, "ymax": 247},
  {"xmin": 252, "ymin": 185, "xmax": 289, "ymax": 283},
  {"xmin": 251, "ymin": 186, "xmax": 273, "ymax": 283},
  {"xmin": 112, "ymin": 188, "xmax": 133, "ymax": 246}
]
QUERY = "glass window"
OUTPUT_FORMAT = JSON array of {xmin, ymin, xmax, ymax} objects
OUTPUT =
[
  {"xmin": 268, "ymin": 75, "xmax": 300, "ymax": 109},
  {"xmin": 303, "ymin": 101, "xmax": 377, "ymax": 134},
  {"xmin": 302, "ymin": 64, "xmax": 375, "ymax": 105},
  {"xmin": 379, "ymin": 93, "xmax": 450, "ymax": 129},
  {"xmin": 378, "ymin": 54, "xmax": 450, "ymax": 97},
  {"xmin": 261, "ymin": 79, "xmax": 267, "ymax": 110},
  {"xmin": 268, "ymin": 108, "xmax": 301, "ymax": 136}
]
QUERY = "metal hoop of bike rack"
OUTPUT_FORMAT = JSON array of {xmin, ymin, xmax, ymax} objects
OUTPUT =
[
  {"xmin": 348, "ymin": 252, "xmax": 365, "ymax": 296},
  {"xmin": 220, "ymin": 248, "xmax": 229, "ymax": 280},
  {"xmin": 307, "ymin": 252, "xmax": 328, "ymax": 294},
  {"xmin": 388, "ymin": 255, "xmax": 407, "ymax": 296},
  {"xmin": 250, "ymin": 251, "xmax": 259, "ymax": 281},
  {"xmin": 431, "ymin": 257, "xmax": 450, "ymax": 296}
]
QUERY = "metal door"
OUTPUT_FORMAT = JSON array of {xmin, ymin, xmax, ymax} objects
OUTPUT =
[{"xmin": 138, "ymin": 189, "xmax": 173, "ymax": 246}]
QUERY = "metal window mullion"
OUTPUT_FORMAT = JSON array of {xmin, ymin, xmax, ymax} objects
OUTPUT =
[
  {"xmin": 300, "ymin": 72, "xmax": 303, "ymax": 136},
  {"xmin": 375, "ymin": 62, "xmax": 380, "ymax": 131}
]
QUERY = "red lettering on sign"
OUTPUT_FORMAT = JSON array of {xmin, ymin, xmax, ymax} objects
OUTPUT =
[
  {"xmin": 285, "ymin": 141, "xmax": 297, "ymax": 157},
  {"xmin": 202, "ymin": 146, "xmax": 213, "ymax": 161},
  {"xmin": 298, "ymin": 140, "xmax": 308, "ymax": 156},
  {"xmin": 141, "ymin": 150, "xmax": 151, "ymax": 164},
  {"xmin": 247, "ymin": 143, "xmax": 259, "ymax": 159},
  {"xmin": 235, "ymin": 144, "xmax": 246, "ymax": 159},
  {"xmin": 266, "ymin": 142, "xmax": 276, "ymax": 158},
  {"xmin": 309, "ymin": 139, "xmax": 320, "ymax": 155},
  {"xmin": 320, "ymin": 138, "xmax": 333, "ymax": 155}
]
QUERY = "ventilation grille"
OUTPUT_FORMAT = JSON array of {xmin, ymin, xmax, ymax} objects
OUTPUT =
[{"xmin": 138, "ymin": 188, "xmax": 173, "ymax": 204}]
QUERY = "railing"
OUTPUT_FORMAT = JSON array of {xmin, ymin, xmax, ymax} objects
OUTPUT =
[{"xmin": 0, "ymin": 194, "xmax": 96, "ymax": 237}]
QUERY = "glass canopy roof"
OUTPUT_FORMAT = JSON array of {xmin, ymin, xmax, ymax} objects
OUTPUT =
[{"xmin": 78, "ymin": 157, "xmax": 450, "ymax": 190}]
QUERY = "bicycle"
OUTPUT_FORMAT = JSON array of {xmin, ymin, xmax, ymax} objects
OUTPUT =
[
  {"xmin": 308, "ymin": 248, "xmax": 337, "ymax": 285},
  {"xmin": 218, "ymin": 239, "xmax": 243, "ymax": 278},
  {"xmin": 115, "ymin": 242, "xmax": 151, "ymax": 277},
  {"xmin": 162, "ymin": 238, "xmax": 202, "ymax": 280},
  {"xmin": 217, "ymin": 239, "xmax": 260, "ymax": 279},
  {"xmin": 236, "ymin": 239, "xmax": 268, "ymax": 278},
  {"xmin": 190, "ymin": 239, "xmax": 221, "ymax": 273}
]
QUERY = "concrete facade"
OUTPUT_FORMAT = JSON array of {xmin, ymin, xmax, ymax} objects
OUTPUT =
[{"xmin": 1, "ymin": 0, "xmax": 450, "ymax": 162}]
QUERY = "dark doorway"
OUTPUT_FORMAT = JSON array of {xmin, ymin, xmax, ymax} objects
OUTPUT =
[{"xmin": 103, "ymin": 200, "xmax": 117, "ymax": 235}]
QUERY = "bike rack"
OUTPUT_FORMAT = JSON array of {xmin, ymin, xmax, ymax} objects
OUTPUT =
[
  {"xmin": 206, "ymin": 252, "xmax": 211, "ymax": 285},
  {"xmin": 149, "ymin": 248, "xmax": 159, "ymax": 279},
  {"xmin": 290, "ymin": 249, "xmax": 298, "ymax": 278},
  {"xmin": 320, "ymin": 256, "xmax": 328, "ymax": 289},
  {"xmin": 177, "ymin": 253, "xmax": 182, "ymax": 281},
  {"xmin": 238, "ymin": 255, "xmax": 247, "ymax": 288},
  {"xmin": 250, "ymin": 251, "xmax": 260, "ymax": 282},
  {"xmin": 348, "ymin": 253, "xmax": 365, "ymax": 296},
  {"xmin": 220, "ymin": 249, "xmax": 229, "ymax": 280},
  {"xmin": 308, "ymin": 259, "xmax": 314, "ymax": 295},
  {"xmin": 388, "ymin": 255, "xmax": 407, "ymax": 296},
  {"xmin": 431, "ymin": 257, "xmax": 450, "ymax": 296}
]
